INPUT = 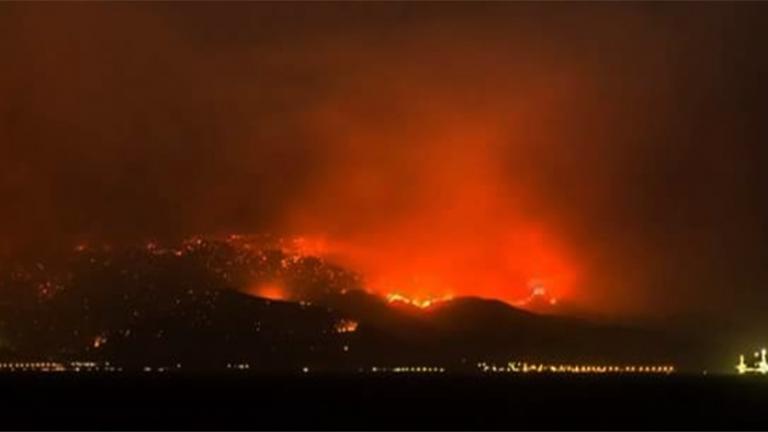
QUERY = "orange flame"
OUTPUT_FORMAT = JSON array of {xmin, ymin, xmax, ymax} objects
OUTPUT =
[{"xmin": 385, "ymin": 293, "xmax": 453, "ymax": 309}]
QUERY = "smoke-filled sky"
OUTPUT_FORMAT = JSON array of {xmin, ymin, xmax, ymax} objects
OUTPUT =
[{"xmin": 2, "ymin": 3, "xmax": 768, "ymax": 324}]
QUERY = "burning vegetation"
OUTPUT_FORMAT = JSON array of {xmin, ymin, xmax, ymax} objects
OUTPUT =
[
  {"xmin": 385, "ymin": 293, "xmax": 453, "ymax": 309},
  {"xmin": 0, "ymin": 234, "xmax": 683, "ymax": 371}
]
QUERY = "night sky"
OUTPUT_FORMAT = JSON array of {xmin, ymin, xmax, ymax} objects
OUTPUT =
[{"xmin": 2, "ymin": 3, "xmax": 768, "ymax": 327}]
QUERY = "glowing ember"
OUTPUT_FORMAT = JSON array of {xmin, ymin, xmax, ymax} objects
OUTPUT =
[
  {"xmin": 334, "ymin": 319, "xmax": 359, "ymax": 333},
  {"xmin": 92, "ymin": 335, "xmax": 108, "ymax": 349},
  {"xmin": 286, "ymin": 236, "xmax": 331, "ymax": 257}
]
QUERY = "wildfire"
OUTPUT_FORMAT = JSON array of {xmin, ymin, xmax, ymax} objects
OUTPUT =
[
  {"xmin": 334, "ymin": 318, "xmax": 359, "ymax": 333},
  {"xmin": 219, "ymin": 231, "xmax": 574, "ymax": 313},
  {"xmin": 385, "ymin": 293, "xmax": 453, "ymax": 309}
]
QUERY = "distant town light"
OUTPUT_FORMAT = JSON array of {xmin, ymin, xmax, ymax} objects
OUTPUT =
[
  {"xmin": 478, "ymin": 361, "xmax": 675, "ymax": 375},
  {"xmin": 736, "ymin": 348, "xmax": 768, "ymax": 375}
]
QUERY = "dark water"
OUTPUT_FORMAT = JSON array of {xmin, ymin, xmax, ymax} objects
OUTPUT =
[{"xmin": 2, "ymin": 373, "xmax": 767, "ymax": 429}]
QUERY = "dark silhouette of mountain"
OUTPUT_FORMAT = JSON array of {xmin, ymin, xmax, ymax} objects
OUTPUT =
[
  {"xmin": 322, "ymin": 291, "xmax": 688, "ymax": 367},
  {"xmin": 0, "ymin": 239, "xmax": 699, "ymax": 371}
]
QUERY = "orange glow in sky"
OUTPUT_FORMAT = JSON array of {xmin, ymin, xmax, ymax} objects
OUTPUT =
[
  {"xmin": 295, "ymin": 224, "xmax": 579, "ymax": 308},
  {"xmin": 248, "ymin": 280, "xmax": 287, "ymax": 301},
  {"xmin": 280, "ymin": 86, "xmax": 585, "ymax": 308}
]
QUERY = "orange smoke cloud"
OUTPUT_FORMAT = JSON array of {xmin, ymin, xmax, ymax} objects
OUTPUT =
[
  {"xmin": 5, "ymin": 4, "xmax": 763, "ymax": 321},
  {"xmin": 278, "ymin": 39, "xmax": 586, "ymax": 306}
]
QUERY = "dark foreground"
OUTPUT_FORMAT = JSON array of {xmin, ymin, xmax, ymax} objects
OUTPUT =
[{"xmin": 2, "ymin": 373, "xmax": 767, "ymax": 430}]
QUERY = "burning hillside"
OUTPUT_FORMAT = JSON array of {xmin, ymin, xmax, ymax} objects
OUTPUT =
[{"xmin": 0, "ymin": 233, "xmax": 570, "ymax": 315}]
